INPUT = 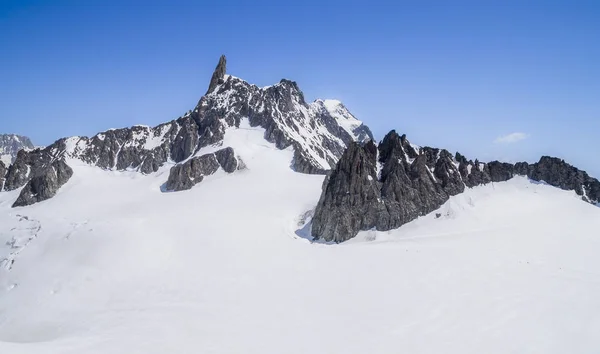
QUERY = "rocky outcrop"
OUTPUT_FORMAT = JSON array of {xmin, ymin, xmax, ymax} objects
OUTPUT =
[
  {"xmin": 166, "ymin": 154, "xmax": 220, "ymax": 192},
  {"xmin": 311, "ymin": 141, "xmax": 382, "ymax": 242},
  {"xmin": 312, "ymin": 130, "xmax": 600, "ymax": 243},
  {"xmin": 514, "ymin": 162, "xmax": 531, "ymax": 176},
  {"xmin": 206, "ymin": 55, "xmax": 227, "ymax": 94},
  {"xmin": 12, "ymin": 159, "xmax": 73, "ymax": 207},
  {"xmin": 214, "ymin": 147, "xmax": 239, "ymax": 173},
  {"xmin": 312, "ymin": 131, "xmax": 476, "ymax": 243},
  {"xmin": 488, "ymin": 161, "xmax": 515, "ymax": 182},
  {"xmin": 3, "ymin": 56, "xmax": 372, "ymax": 205},
  {"xmin": 4, "ymin": 145, "xmax": 59, "ymax": 191},
  {"xmin": 165, "ymin": 147, "xmax": 244, "ymax": 192},
  {"xmin": 529, "ymin": 156, "xmax": 599, "ymax": 203}
]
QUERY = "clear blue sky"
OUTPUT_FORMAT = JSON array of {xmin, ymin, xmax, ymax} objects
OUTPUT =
[{"xmin": 1, "ymin": 0, "xmax": 599, "ymax": 176}]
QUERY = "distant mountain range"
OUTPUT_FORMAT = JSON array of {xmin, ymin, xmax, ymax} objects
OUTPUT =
[
  {"xmin": 1, "ymin": 56, "xmax": 599, "ymax": 354},
  {"xmin": 0, "ymin": 134, "xmax": 34, "ymax": 166},
  {"xmin": 0, "ymin": 56, "xmax": 598, "ymax": 240}
]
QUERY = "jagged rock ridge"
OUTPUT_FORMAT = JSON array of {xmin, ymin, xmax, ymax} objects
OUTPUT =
[
  {"xmin": 13, "ymin": 160, "xmax": 73, "ymax": 208},
  {"xmin": 2, "ymin": 56, "xmax": 372, "ymax": 207},
  {"xmin": 312, "ymin": 130, "xmax": 600, "ymax": 243},
  {"xmin": 165, "ymin": 147, "xmax": 245, "ymax": 192}
]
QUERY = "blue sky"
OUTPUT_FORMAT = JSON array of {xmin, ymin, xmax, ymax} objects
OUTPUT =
[{"xmin": 1, "ymin": 0, "xmax": 599, "ymax": 176}]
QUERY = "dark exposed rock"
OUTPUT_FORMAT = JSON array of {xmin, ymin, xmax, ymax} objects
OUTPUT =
[
  {"xmin": 529, "ymin": 156, "xmax": 585, "ymax": 193},
  {"xmin": 4, "ymin": 145, "xmax": 58, "ymax": 191},
  {"xmin": 206, "ymin": 55, "xmax": 227, "ymax": 95},
  {"xmin": 464, "ymin": 159, "xmax": 492, "ymax": 187},
  {"xmin": 528, "ymin": 156, "xmax": 599, "ymax": 202},
  {"xmin": 165, "ymin": 148, "xmax": 243, "ymax": 192},
  {"xmin": 312, "ymin": 131, "xmax": 459, "ymax": 243},
  {"xmin": 312, "ymin": 130, "xmax": 600, "ymax": 243},
  {"xmin": 433, "ymin": 149, "xmax": 464, "ymax": 195},
  {"xmin": 12, "ymin": 159, "xmax": 73, "ymax": 207},
  {"xmin": 455, "ymin": 152, "xmax": 468, "ymax": 165},
  {"xmin": 378, "ymin": 130, "xmax": 404, "ymax": 164},
  {"xmin": 214, "ymin": 147, "xmax": 238, "ymax": 173},
  {"xmin": 382, "ymin": 154, "xmax": 448, "ymax": 228},
  {"xmin": 585, "ymin": 179, "xmax": 600, "ymax": 204},
  {"xmin": 514, "ymin": 162, "xmax": 531, "ymax": 176},
  {"xmin": 169, "ymin": 117, "xmax": 201, "ymax": 163},
  {"xmin": 165, "ymin": 154, "xmax": 220, "ymax": 192},
  {"xmin": 291, "ymin": 145, "xmax": 328, "ymax": 175},
  {"xmin": 311, "ymin": 141, "xmax": 382, "ymax": 243},
  {"xmin": 487, "ymin": 161, "xmax": 514, "ymax": 182}
]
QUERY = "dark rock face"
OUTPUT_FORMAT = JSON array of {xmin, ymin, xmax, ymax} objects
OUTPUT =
[
  {"xmin": 13, "ymin": 159, "xmax": 73, "ymax": 207},
  {"xmin": 463, "ymin": 159, "xmax": 492, "ymax": 187},
  {"xmin": 214, "ymin": 147, "xmax": 238, "ymax": 173},
  {"xmin": 514, "ymin": 162, "xmax": 531, "ymax": 176},
  {"xmin": 529, "ymin": 156, "xmax": 600, "ymax": 203},
  {"xmin": 311, "ymin": 141, "xmax": 382, "ymax": 243},
  {"xmin": 166, "ymin": 154, "xmax": 220, "ymax": 192},
  {"xmin": 488, "ymin": 161, "xmax": 514, "ymax": 182},
  {"xmin": 434, "ymin": 149, "xmax": 465, "ymax": 195},
  {"xmin": 206, "ymin": 55, "xmax": 227, "ymax": 94},
  {"xmin": 4, "ymin": 145, "xmax": 59, "ymax": 191},
  {"xmin": 312, "ymin": 131, "xmax": 474, "ymax": 243},
  {"xmin": 165, "ymin": 148, "xmax": 243, "ymax": 192},
  {"xmin": 312, "ymin": 129, "xmax": 599, "ymax": 243},
  {"xmin": 291, "ymin": 145, "xmax": 327, "ymax": 175}
]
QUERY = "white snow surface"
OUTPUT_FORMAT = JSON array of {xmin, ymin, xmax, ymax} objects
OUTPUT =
[
  {"xmin": 0, "ymin": 155, "xmax": 10, "ymax": 166},
  {"xmin": 1, "ymin": 122, "xmax": 600, "ymax": 353}
]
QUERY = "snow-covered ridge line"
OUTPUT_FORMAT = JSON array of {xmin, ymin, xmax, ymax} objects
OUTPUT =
[{"xmin": 1, "ymin": 55, "xmax": 374, "ymax": 207}]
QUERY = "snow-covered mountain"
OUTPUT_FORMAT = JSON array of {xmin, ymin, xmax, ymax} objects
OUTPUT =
[
  {"xmin": 1, "ymin": 55, "xmax": 372, "ymax": 206},
  {"xmin": 312, "ymin": 130, "xmax": 600, "ymax": 242},
  {"xmin": 0, "ymin": 134, "xmax": 34, "ymax": 166},
  {"xmin": 1, "ymin": 56, "xmax": 600, "ymax": 354}
]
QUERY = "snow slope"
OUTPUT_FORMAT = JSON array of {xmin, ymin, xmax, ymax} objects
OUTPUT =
[{"xmin": 1, "ymin": 121, "xmax": 600, "ymax": 353}]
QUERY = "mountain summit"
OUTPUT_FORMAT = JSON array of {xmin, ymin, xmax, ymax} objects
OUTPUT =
[
  {"xmin": 1, "ymin": 56, "xmax": 373, "ymax": 207},
  {"xmin": 206, "ymin": 54, "xmax": 227, "ymax": 94},
  {"xmin": 1, "ymin": 57, "xmax": 599, "ymax": 354}
]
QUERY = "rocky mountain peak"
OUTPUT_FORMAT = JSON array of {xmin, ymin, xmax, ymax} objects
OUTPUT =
[
  {"xmin": 2, "ymin": 56, "xmax": 373, "ymax": 207},
  {"xmin": 206, "ymin": 55, "xmax": 227, "ymax": 94}
]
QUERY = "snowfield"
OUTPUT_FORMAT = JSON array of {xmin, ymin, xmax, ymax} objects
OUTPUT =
[{"xmin": 1, "ymin": 121, "xmax": 600, "ymax": 353}]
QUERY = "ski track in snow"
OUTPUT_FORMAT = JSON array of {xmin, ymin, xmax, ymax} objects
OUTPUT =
[
  {"xmin": 0, "ymin": 121, "xmax": 599, "ymax": 353},
  {"xmin": 0, "ymin": 215, "xmax": 41, "ymax": 271}
]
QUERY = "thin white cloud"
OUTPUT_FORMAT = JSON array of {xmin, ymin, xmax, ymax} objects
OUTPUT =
[{"xmin": 494, "ymin": 132, "xmax": 529, "ymax": 144}]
